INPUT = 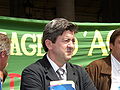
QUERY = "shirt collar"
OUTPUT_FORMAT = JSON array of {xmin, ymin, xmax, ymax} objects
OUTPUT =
[
  {"xmin": 47, "ymin": 54, "xmax": 66, "ymax": 72},
  {"xmin": 111, "ymin": 54, "xmax": 120, "ymax": 71}
]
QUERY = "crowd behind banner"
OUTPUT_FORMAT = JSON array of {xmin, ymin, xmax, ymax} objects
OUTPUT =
[{"xmin": 0, "ymin": 16, "xmax": 120, "ymax": 90}]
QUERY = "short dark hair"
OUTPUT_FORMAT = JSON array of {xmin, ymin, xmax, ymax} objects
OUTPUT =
[
  {"xmin": 110, "ymin": 28, "xmax": 120, "ymax": 45},
  {"xmin": 42, "ymin": 18, "xmax": 78, "ymax": 52}
]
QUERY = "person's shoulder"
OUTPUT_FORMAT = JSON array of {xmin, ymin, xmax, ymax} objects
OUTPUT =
[
  {"xmin": 89, "ymin": 56, "xmax": 110, "ymax": 66},
  {"xmin": 67, "ymin": 62, "xmax": 84, "ymax": 71},
  {"xmin": 86, "ymin": 56, "xmax": 111, "ymax": 70},
  {"xmin": 68, "ymin": 63, "xmax": 89, "ymax": 77},
  {"xmin": 22, "ymin": 59, "xmax": 43, "ymax": 72},
  {"xmin": 22, "ymin": 55, "xmax": 49, "ymax": 73}
]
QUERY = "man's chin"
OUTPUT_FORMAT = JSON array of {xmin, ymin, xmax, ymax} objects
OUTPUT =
[{"xmin": 66, "ymin": 55, "xmax": 72, "ymax": 60}]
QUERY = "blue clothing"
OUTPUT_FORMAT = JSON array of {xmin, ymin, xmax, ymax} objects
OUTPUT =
[{"xmin": 0, "ymin": 81, "xmax": 2, "ymax": 90}]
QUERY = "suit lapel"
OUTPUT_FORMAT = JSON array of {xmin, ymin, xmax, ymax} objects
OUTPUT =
[
  {"xmin": 67, "ymin": 63, "xmax": 78, "ymax": 83},
  {"xmin": 45, "ymin": 66, "xmax": 59, "ymax": 81},
  {"xmin": 40, "ymin": 55, "xmax": 78, "ymax": 82},
  {"xmin": 101, "ymin": 56, "xmax": 111, "ymax": 75},
  {"xmin": 40, "ymin": 55, "xmax": 59, "ymax": 81}
]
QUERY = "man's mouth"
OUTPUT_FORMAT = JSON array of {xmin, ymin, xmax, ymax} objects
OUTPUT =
[{"xmin": 67, "ymin": 50, "xmax": 73, "ymax": 55}]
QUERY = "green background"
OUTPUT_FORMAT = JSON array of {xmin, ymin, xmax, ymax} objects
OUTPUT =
[{"xmin": 0, "ymin": 16, "xmax": 120, "ymax": 90}]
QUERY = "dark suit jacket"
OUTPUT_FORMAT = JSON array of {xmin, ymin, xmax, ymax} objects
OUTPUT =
[{"xmin": 20, "ymin": 54, "xmax": 96, "ymax": 90}]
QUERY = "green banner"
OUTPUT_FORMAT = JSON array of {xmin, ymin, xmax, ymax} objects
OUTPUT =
[{"xmin": 0, "ymin": 16, "xmax": 120, "ymax": 90}]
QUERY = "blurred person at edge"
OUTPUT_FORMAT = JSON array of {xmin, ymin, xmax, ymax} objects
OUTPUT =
[
  {"xmin": 0, "ymin": 33, "xmax": 11, "ymax": 89},
  {"xmin": 86, "ymin": 28, "xmax": 120, "ymax": 90},
  {"xmin": 20, "ymin": 18, "xmax": 97, "ymax": 90}
]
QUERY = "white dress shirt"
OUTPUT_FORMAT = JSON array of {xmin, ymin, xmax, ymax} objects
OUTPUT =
[
  {"xmin": 47, "ymin": 54, "xmax": 67, "ymax": 80},
  {"xmin": 111, "ymin": 54, "xmax": 120, "ymax": 90}
]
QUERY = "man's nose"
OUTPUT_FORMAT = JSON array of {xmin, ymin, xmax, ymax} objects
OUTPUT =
[{"xmin": 67, "ymin": 41, "xmax": 75, "ymax": 48}]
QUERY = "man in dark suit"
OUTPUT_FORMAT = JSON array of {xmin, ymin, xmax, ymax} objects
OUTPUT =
[{"xmin": 20, "ymin": 18, "xmax": 97, "ymax": 90}]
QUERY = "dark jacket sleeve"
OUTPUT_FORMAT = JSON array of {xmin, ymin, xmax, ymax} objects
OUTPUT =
[
  {"xmin": 80, "ymin": 67, "xmax": 97, "ymax": 90},
  {"xmin": 20, "ymin": 65, "xmax": 44, "ymax": 90},
  {"xmin": 73, "ymin": 64, "xmax": 97, "ymax": 90}
]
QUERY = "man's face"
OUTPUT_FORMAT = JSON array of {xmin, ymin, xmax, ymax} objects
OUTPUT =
[
  {"xmin": 50, "ymin": 30, "xmax": 75, "ymax": 64},
  {"xmin": 0, "ymin": 51, "xmax": 9, "ymax": 71},
  {"xmin": 110, "ymin": 35, "xmax": 120, "ymax": 61}
]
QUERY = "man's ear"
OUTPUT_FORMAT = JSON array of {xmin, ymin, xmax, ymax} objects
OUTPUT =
[
  {"xmin": 109, "ymin": 43, "xmax": 113, "ymax": 50},
  {"xmin": 0, "ymin": 51, "xmax": 7, "ymax": 58},
  {"xmin": 45, "ymin": 39, "xmax": 53, "ymax": 50}
]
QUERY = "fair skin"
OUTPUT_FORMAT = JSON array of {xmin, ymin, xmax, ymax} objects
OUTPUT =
[
  {"xmin": 0, "ymin": 51, "xmax": 8, "ymax": 80},
  {"xmin": 110, "ymin": 35, "xmax": 120, "ymax": 62},
  {"xmin": 45, "ymin": 30, "xmax": 75, "ymax": 67}
]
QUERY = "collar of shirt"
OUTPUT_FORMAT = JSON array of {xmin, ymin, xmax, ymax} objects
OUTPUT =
[
  {"xmin": 111, "ymin": 54, "xmax": 120, "ymax": 90},
  {"xmin": 47, "ymin": 54, "xmax": 67, "ymax": 73},
  {"xmin": 111, "ymin": 54, "xmax": 120, "ymax": 72}
]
